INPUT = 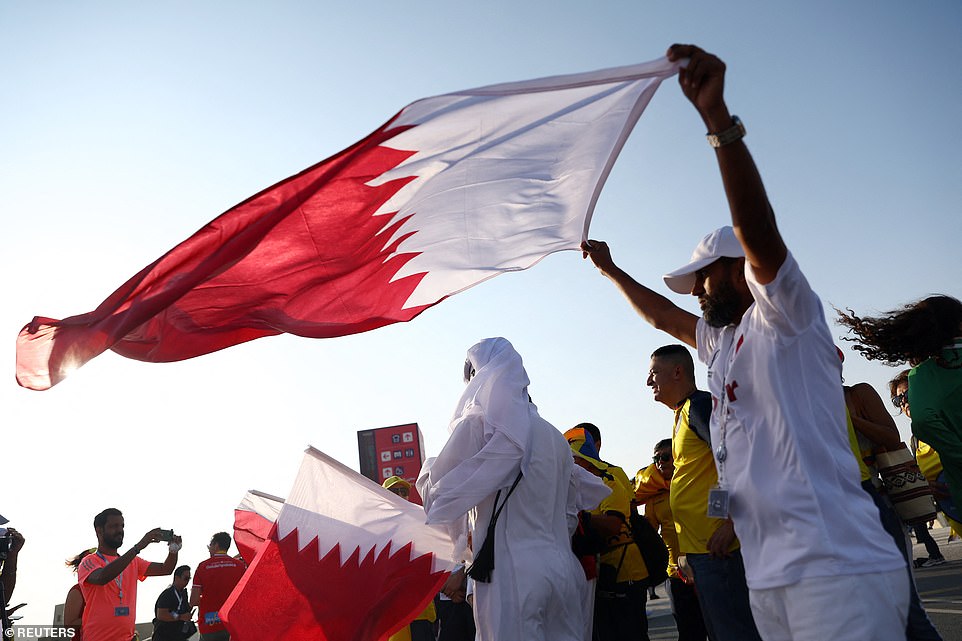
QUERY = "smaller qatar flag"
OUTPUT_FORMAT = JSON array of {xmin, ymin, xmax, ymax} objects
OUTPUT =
[
  {"xmin": 233, "ymin": 489, "xmax": 284, "ymax": 566},
  {"xmin": 221, "ymin": 447, "xmax": 456, "ymax": 641},
  {"xmin": 16, "ymin": 55, "xmax": 681, "ymax": 390}
]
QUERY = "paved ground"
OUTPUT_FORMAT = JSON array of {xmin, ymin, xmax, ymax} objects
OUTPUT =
[
  {"xmin": 646, "ymin": 524, "xmax": 962, "ymax": 640},
  {"xmin": 913, "ymin": 525, "xmax": 962, "ymax": 641}
]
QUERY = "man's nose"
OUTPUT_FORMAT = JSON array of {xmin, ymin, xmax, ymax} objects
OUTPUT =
[{"xmin": 691, "ymin": 275, "xmax": 705, "ymax": 296}]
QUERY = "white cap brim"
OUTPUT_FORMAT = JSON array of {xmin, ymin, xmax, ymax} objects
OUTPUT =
[
  {"xmin": 663, "ymin": 226, "xmax": 745, "ymax": 294},
  {"xmin": 663, "ymin": 256, "xmax": 720, "ymax": 294}
]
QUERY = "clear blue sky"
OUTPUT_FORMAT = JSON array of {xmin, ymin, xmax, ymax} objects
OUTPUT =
[{"xmin": 2, "ymin": 0, "xmax": 960, "ymax": 626}]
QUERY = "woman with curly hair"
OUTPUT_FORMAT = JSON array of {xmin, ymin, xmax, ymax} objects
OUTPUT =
[
  {"xmin": 889, "ymin": 370, "xmax": 962, "ymax": 544},
  {"xmin": 839, "ymin": 295, "xmax": 962, "ymax": 502}
]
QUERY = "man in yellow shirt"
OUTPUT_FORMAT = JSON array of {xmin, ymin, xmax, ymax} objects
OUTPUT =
[
  {"xmin": 566, "ymin": 425, "xmax": 650, "ymax": 641},
  {"xmin": 635, "ymin": 438, "xmax": 708, "ymax": 641},
  {"xmin": 647, "ymin": 345, "xmax": 761, "ymax": 641}
]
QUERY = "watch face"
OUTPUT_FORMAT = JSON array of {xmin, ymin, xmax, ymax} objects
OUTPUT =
[{"xmin": 707, "ymin": 116, "xmax": 745, "ymax": 148}]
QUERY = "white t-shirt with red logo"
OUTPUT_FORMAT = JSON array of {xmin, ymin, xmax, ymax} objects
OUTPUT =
[{"xmin": 696, "ymin": 251, "xmax": 904, "ymax": 590}]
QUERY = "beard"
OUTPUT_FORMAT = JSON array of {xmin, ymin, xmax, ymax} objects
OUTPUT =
[
  {"xmin": 700, "ymin": 278, "xmax": 743, "ymax": 328},
  {"xmin": 104, "ymin": 533, "xmax": 124, "ymax": 549}
]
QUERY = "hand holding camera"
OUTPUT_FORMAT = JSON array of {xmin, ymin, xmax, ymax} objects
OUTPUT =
[
  {"xmin": 134, "ymin": 528, "xmax": 181, "ymax": 555},
  {"xmin": 0, "ymin": 528, "xmax": 24, "ymax": 561}
]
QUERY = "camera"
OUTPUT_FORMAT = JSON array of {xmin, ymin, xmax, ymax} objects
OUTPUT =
[
  {"xmin": 158, "ymin": 529, "xmax": 175, "ymax": 542},
  {"xmin": 0, "ymin": 534, "xmax": 9, "ymax": 560}
]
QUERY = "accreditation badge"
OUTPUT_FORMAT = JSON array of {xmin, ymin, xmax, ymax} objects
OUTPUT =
[{"xmin": 706, "ymin": 485, "xmax": 730, "ymax": 518}]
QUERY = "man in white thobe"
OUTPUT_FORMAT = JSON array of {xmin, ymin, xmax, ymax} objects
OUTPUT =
[{"xmin": 417, "ymin": 337, "xmax": 592, "ymax": 641}]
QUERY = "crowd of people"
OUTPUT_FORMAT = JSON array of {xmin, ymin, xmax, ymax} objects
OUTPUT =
[
  {"xmin": 415, "ymin": 43, "xmax": 960, "ymax": 641},
  {"xmin": 55, "ymin": 509, "xmax": 247, "ymax": 641},
  {"xmin": 6, "ymin": 42, "xmax": 959, "ymax": 641},
  {"xmin": 408, "ymin": 316, "xmax": 957, "ymax": 641}
]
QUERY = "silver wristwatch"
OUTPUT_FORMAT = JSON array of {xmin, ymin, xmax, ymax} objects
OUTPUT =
[{"xmin": 706, "ymin": 116, "xmax": 745, "ymax": 148}]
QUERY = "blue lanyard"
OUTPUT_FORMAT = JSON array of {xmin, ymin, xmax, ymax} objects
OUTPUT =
[{"xmin": 96, "ymin": 552, "xmax": 124, "ymax": 602}]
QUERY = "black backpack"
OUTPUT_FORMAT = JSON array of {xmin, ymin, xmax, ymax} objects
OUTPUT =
[{"xmin": 629, "ymin": 510, "xmax": 669, "ymax": 587}]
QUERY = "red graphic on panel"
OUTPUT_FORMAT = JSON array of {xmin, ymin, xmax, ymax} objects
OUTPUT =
[{"xmin": 358, "ymin": 423, "xmax": 425, "ymax": 504}]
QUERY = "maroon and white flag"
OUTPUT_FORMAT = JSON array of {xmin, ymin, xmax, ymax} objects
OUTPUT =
[
  {"xmin": 233, "ymin": 489, "xmax": 285, "ymax": 566},
  {"xmin": 16, "ymin": 56, "xmax": 680, "ymax": 390},
  {"xmin": 221, "ymin": 447, "xmax": 456, "ymax": 641}
]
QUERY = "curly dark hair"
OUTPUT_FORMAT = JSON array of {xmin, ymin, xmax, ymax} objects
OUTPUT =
[
  {"xmin": 837, "ymin": 295, "xmax": 962, "ymax": 365},
  {"xmin": 888, "ymin": 369, "xmax": 911, "ymax": 399}
]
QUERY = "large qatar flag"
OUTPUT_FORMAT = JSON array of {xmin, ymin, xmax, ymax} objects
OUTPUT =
[
  {"xmin": 221, "ymin": 447, "xmax": 457, "ymax": 641},
  {"xmin": 16, "ymin": 56, "xmax": 681, "ymax": 390}
]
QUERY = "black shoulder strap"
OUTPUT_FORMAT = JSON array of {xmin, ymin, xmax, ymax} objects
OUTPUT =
[
  {"xmin": 465, "ymin": 470, "xmax": 523, "ymax": 583},
  {"xmin": 490, "ymin": 470, "xmax": 524, "ymax": 524},
  {"xmin": 687, "ymin": 390, "xmax": 713, "ymax": 447}
]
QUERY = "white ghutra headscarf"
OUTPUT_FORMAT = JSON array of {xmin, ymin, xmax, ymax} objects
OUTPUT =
[
  {"xmin": 454, "ymin": 338, "xmax": 534, "ymax": 461},
  {"xmin": 419, "ymin": 338, "xmax": 534, "ymax": 533}
]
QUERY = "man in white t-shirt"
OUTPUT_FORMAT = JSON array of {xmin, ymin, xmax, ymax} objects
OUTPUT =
[{"xmin": 582, "ymin": 44, "xmax": 910, "ymax": 641}]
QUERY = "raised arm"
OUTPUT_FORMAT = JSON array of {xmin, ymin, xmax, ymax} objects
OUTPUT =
[
  {"xmin": 0, "ymin": 529, "xmax": 24, "ymax": 598},
  {"xmin": 146, "ymin": 534, "xmax": 181, "ymax": 577},
  {"xmin": 421, "ymin": 428, "xmax": 524, "ymax": 525},
  {"xmin": 845, "ymin": 383, "xmax": 902, "ymax": 450},
  {"xmin": 582, "ymin": 240, "xmax": 698, "ymax": 347},
  {"xmin": 667, "ymin": 44, "xmax": 787, "ymax": 285},
  {"xmin": 86, "ymin": 528, "xmax": 161, "ymax": 585}
]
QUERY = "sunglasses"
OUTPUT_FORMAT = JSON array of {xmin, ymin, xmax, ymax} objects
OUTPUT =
[
  {"xmin": 652, "ymin": 453, "xmax": 672, "ymax": 463},
  {"xmin": 891, "ymin": 393, "xmax": 908, "ymax": 409}
]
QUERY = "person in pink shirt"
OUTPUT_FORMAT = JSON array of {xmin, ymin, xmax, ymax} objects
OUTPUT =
[{"xmin": 78, "ymin": 508, "xmax": 182, "ymax": 641}]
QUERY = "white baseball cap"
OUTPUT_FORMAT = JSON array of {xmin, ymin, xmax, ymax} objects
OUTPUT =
[{"xmin": 663, "ymin": 226, "xmax": 745, "ymax": 294}]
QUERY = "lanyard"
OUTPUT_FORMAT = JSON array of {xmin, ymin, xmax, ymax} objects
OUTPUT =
[
  {"xmin": 96, "ymin": 552, "xmax": 124, "ymax": 602},
  {"xmin": 712, "ymin": 328, "xmax": 738, "ymax": 487}
]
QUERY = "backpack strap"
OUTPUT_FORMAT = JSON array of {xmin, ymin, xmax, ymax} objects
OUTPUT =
[{"xmin": 465, "ymin": 470, "xmax": 523, "ymax": 583}]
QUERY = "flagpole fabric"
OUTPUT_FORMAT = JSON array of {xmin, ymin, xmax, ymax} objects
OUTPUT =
[
  {"xmin": 221, "ymin": 447, "xmax": 456, "ymax": 641},
  {"xmin": 16, "ymin": 56, "xmax": 681, "ymax": 390},
  {"xmin": 233, "ymin": 489, "xmax": 285, "ymax": 566}
]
